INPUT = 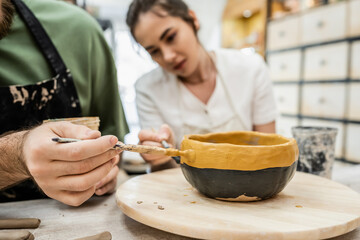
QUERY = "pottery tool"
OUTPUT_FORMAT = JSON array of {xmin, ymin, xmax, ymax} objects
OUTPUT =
[
  {"xmin": 0, "ymin": 218, "xmax": 41, "ymax": 229},
  {"xmin": 52, "ymin": 137, "xmax": 192, "ymax": 159},
  {"xmin": 161, "ymin": 140, "xmax": 181, "ymax": 164}
]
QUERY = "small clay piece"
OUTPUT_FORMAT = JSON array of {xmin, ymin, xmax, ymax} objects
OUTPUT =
[
  {"xmin": 74, "ymin": 231, "xmax": 112, "ymax": 240},
  {"xmin": 0, "ymin": 230, "xmax": 34, "ymax": 240},
  {"xmin": 153, "ymin": 202, "xmax": 157, "ymax": 204},
  {"xmin": 190, "ymin": 201, "xmax": 196, "ymax": 204},
  {"xmin": 136, "ymin": 201, "xmax": 143, "ymax": 204},
  {"xmin": 158, "ymin": 205, "xmax": 164, "ymax": 210},
  {"xmin": 0, "ymin": 218, "xmax": 41, "ymax": 229},
  {"xmin": 296, "ymin": 205, "xmax": 303, "ymax": 208}
]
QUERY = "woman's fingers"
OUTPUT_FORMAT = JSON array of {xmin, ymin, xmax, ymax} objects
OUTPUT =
[
  {"xmin": 138, "ymin": 125, "xmax": 173, "ymax": 143},
  {"xmin": 140, "ymin": 141, "xmax": 167, "ymax": 161},
  {"xmin": 158, "ymin": 124, "xmax": 172, "ymax": 141},
  {"xmin": 138, "ymin": 129, "xmax": 161, "ymax": 142}
]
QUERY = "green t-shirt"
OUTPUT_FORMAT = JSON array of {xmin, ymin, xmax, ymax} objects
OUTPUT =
[{"xmin": 0, "ymin": 0, "xmax": 129, "ymax": 141}]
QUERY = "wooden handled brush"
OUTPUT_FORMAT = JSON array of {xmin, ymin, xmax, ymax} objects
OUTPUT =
[{"xmin": 52, "ymin": 137, "xmax": 193, "ymax": 159}]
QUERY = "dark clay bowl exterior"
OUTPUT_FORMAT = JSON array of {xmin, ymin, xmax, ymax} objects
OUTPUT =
[
  {"xmin": 179, "ymin": 131, "xmax": 299, "ymax": 201},
  {"xmin": 181, "ymin": 161, "xmax": 297, "ymax": 201}
]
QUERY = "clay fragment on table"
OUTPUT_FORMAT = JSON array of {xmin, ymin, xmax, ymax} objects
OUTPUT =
[
  {"xmin": 0, "ymin": 230, "xmax": 34, "ymax": 240},
  {"xmin": 0, "ymin": 218, "xmax": 40, "ymax": 229},
  {"xmin": 74, "ymin": 231, "xmax": 112, "ymax": 240}
]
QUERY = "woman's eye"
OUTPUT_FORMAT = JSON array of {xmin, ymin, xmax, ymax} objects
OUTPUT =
[
  {"xmin": 149, "ymin": 49, "xmax": 159, "ymax": 56},
  {"xmin": 167, "ymin": 33, "xmax": 176, "ymax": 42}
]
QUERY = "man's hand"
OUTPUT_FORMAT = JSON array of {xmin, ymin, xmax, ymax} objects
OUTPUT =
[
  {"xmin": 94, "ymin": 156, "xmax": 120, "ymax": 196},
  {"xmin": 22, "ymin": 122, "xmax": 122, "ymax": 206}
]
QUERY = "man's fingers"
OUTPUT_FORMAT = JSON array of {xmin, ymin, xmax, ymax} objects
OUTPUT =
[
  {"xmin": 49, "ymin": 121, "xmax": 101, "ymax": 140},
  {"xmin": 60, "ymin": 187, "xmax": 96, "ymax": 207},
  {"xmin": 57, "ymin": 159, "xmax": 115, "ymax": 192},
  {"xmin": 40, "ymin": 186, "xmax": 95, "ymax": 207},
  {"xmin": 51, "ymin": 149, "xmax": 121, "ymax": 176},
  {"xmin": 95, "ymin": 178, "xmax": 117, "ymax": 196},
  {"xmin": 50, "ymin": 135, "xmax": 119, "ymax": 160},
  {"xmin": 95, "ymin": 165, "xmax": 119, "ymax": 196}
]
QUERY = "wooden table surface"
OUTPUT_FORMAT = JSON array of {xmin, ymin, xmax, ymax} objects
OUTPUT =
[{"xmin": 0, "ymin": 164, "xmax": 360, "ymax": 240}]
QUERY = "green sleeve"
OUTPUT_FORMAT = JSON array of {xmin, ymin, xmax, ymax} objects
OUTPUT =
[{"xmin": 88, "ymin": 26, "xmax": 129, "ymax": 141}]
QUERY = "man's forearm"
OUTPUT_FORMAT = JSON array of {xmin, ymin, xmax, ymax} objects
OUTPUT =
[{"xmin": 0, "ymin": 130, "xmax": 31, "ymax": 190}]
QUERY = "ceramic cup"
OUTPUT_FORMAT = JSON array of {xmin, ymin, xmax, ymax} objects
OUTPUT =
[{"xmin": 291, "ymin": 126, "xmax": 338, "ymax": 179}]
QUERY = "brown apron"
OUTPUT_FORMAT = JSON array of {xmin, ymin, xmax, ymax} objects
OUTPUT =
[{"xmin": 0, "ymin": 0, "xmax": 82, "ymax": 201}]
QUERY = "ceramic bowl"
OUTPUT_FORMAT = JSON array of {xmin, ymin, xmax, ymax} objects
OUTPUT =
[
  {"xmin": 43, "ymin": 116, "xmax": 100, "ymax": 130},
  {"xmin": 179, "ymin": 131, "xmax": 299, "ymax": 201}
]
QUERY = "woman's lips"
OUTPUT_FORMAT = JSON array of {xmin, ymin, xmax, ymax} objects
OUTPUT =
[{"xmin": 174, "ymin": 60, "xmax": 186, "ymax": 71}]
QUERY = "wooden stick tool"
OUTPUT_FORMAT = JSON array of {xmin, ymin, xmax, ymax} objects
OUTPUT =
[{"xmin": 52, "ymin": 137, "xmax": 193, "ymax": 159}]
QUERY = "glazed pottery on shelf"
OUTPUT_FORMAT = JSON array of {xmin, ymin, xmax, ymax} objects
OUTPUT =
[
  {"xmin": 179, "ymin": 131, "xmax": 299, "ymax": 202},
  {"xmin": 292, "ymin": 126, "xmax": 338, "ymax": 179}
]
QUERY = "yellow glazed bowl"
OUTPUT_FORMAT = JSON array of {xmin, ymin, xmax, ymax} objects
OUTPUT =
[{"xmin": 179, "ymin": 131, "xmax": 299, "ymax": 201}]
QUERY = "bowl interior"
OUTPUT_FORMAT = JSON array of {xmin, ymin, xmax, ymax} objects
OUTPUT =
[
  {"xmin": 187, "ymin": 131, "xmax": 290, "ymax": 147},
  {"xmin": 180, "ymin": 131, "xmax": 298, "ymax": 171}
]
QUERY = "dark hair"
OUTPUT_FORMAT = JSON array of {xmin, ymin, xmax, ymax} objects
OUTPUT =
[
  {"xmin": 126, "ymin": 0, "xmax": 197, "ymax": 41},
  {"xmin": 0, "ymin": 0, "xmax": 15, "ymax": 40}
]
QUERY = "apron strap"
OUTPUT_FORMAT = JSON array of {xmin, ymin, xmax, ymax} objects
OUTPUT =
[{"xmin": 11, "ymin": 0, "xmax": 68, "ymax": 76}]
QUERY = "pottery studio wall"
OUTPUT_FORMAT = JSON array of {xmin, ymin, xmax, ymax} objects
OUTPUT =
[
  {"xmin": 266, "ymin": 0, "xmax": 360, "ymax": 163},
  {"xmin": 85, "ymin": 0, "xmax": 360, "ymax": 164}
]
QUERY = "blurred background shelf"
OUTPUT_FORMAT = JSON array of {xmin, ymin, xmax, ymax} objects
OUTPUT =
[{"xmin": 266, "ymin": 0, "xmax": 360, "ymax": 163}]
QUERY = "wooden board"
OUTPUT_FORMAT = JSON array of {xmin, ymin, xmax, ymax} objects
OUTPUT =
[{"xmin": 116, "ymin": 168, "xmax": 360, "ymax": 240}]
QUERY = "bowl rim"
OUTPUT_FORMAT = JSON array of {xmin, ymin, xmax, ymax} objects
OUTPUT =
[
  {"xmin": 183, "ymin": 131, "xmax": 296, "ymax": 149},
  {"xmin": 180, "ymin": 131, "xmax": 299, "ymax": 171}
]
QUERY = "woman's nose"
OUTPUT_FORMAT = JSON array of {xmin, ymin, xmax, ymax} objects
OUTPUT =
[{"xmin": 162, "ymin": 47, "xmax": 176, "ymax": 63}]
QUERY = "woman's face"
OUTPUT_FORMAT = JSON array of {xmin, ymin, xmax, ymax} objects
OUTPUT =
[{"xmin": 134, "ymin": 9, "xmax": 200, "ymax": 77}]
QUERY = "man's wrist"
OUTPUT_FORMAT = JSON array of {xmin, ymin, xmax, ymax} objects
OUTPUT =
[{"xmin": 0, "ymin": 130, "xmax": 31, "ymax": 190}]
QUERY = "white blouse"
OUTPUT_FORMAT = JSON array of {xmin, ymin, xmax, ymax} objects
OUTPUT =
[
  {"xmin": 135, "ymin": 48, "xmax": 277, "ymax": 148},
  {"xmin": 177, "ymin": 74, "xmax": 246, "ymax": 145}
]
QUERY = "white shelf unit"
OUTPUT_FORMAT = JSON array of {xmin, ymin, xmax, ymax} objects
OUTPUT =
[{"xmin": 266, "ymin": 0, "xmax": 360, "ymax": 163}]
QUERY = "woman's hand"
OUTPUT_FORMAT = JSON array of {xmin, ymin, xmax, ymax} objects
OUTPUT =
[
  {"xmin": 138, "ymin": 124, "xmax": 176, "ymax": 167},
  {"xmin": 22, "ymin": 121, "xmax": 122, "ymax": 206}
]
